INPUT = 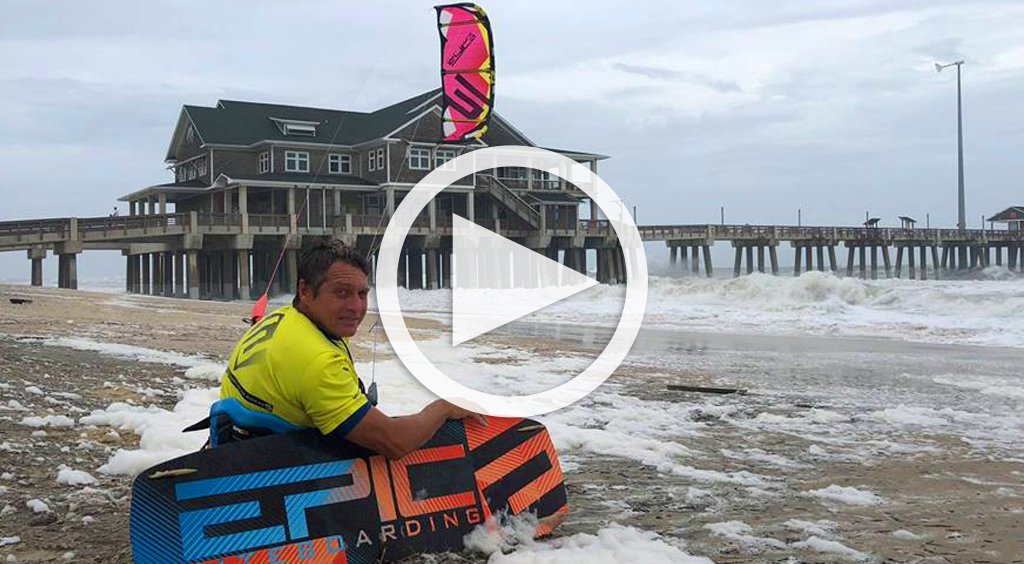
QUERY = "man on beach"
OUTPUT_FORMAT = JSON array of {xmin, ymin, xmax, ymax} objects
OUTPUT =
[{"xmin": 216, "ymin": 238, "xmax": 484, "ymax": 459}]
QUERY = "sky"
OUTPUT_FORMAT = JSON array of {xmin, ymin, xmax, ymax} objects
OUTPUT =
[{"xmin": 1, "ymin": 0, "xmax": 1023, "ymax": 281}]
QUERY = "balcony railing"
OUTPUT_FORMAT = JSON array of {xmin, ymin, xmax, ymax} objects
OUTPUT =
[
  {"xmin": 197, "ymin": 213, "xmax": 241, "ymax": 226},
  {"xmin": 351, "ymin": 214, "xmax": 386, "ymax": 229},
  {"xmin": 248, "ymin": 214, "xmax": 291, "ymax": 228}
]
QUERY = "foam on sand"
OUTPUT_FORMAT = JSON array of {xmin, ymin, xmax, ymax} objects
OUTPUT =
[
  {"xmin": 792, "ymin": 536, "xmax": 871, "ymax": 561},
  {"xmin": 471, "ymin": 522, "xmax": 714, "ymax": 564},
  {"xmin": 80, "ymin": 388, "xmax": 218, "ymax": 476},
  {"xmin": 805, "ymin": 485, "xmax": 883, "ymax": 506}
]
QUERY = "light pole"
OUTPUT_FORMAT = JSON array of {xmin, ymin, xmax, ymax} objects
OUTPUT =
[{"xmin": 935, "ymin": 60, "xmax": 966, "ymax": 231}]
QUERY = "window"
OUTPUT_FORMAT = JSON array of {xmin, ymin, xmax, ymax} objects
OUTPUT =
[
  {"xmin": 435, "ymin": 149, "xmax": 457, "ymax": 170},
  {"xmin": 409, "ymin": 147, "xmax": 431, "ymax": 170},
  {"xmin": 368, "ymin": 151, "xmax": 376, "ymax": 172},
  {"xmin": 196, "ymin": 157, "xmax": 208, "ymax": 177},
  {"xmin": 186, "ymin": 163, "xmax": 197, "ymax": 181},
  {"xmin": 328, "ymin": 154, "xmax": 351, "ymax": 175},
  {"xmin": 283, "ymin": 123, "xmax": 316, "ymax": 136},
  {"xmin": 376, "ymin": 148, "xmax": 385, "ymax": 171},
  {"xmin": 496, "ymin": 166, "xmax": 527, "ymax": 180},
  {"xmin": 285, "ymin": 151, "xmax": 309, "ymax": 173},
  {"xmin": 259, "ymin": 151, "xmax": 270, "ymax": 174},
  {"xmin": 186, "ymin": 124, "xmax": 195, "ymax": 144},
  {"xmin": 365, "ymin": 193, "xmax": 383, "ymax": 214}
]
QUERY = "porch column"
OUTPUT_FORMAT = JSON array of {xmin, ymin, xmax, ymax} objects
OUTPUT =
[
  {"xmin": 288, "ymin": 188, "xmax": 297, "ymax": 233},
  {"xmin": 239, "ymin": 185, "xmax": 249, "ymax": 233}
]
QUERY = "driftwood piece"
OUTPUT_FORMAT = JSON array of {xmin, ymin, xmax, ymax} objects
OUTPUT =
[
  {"xmin": 666, "ymin": 384, "xmax": 747, "ymax": 395},
  {"xmin": 9, "ymin": 298, "xmax": 33, "ymax": 305}
]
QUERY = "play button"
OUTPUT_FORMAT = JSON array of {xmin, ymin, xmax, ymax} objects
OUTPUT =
[
  {"xmin": 451, "ymin": 214, "xmax": 598, "ymax": 345},
  {"xmin": 375, "ymin": 146, "xmax": 647, "ymax": 417}
]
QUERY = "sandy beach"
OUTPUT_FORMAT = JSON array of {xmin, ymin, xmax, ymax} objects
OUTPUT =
[{"xmin": 1, "ymin": 282, "xmax": 1023, "ymax": 563}]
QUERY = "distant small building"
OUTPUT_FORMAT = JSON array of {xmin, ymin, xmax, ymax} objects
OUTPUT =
[
  {"xmin": 898, "ymin": 216, "xmax": 917, "ymax": 229},
  {"xmin": 864, "ymin": 217, "xmax": 881, "ymax": 228},
  {"xmin": 987, "ymin": 206, "xmax": 1024, "ymax": 231}
]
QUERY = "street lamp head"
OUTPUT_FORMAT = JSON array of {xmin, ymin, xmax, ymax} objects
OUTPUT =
[{"xmin": 936, "ymin": 61, "xmax": 966, "ymax": 73}]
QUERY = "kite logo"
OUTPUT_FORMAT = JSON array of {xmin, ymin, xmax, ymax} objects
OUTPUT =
[
  {"xmin": 447, "ymin": 33, "xmax": 477, "ymax": 67},
  {"xmin": 445, "ymin": 75, "xmax": 488, "ymax": 119}
]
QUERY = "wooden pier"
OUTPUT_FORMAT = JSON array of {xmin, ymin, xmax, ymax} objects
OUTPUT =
[{"xmin": 1, "ymin": 214, "xmax": 1020, "ymax": 299}]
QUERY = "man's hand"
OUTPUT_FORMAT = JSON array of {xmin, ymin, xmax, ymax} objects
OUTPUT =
[
  {"xmin": 342, "ymin": 399, "xmax": 486, "ymax": 460},
  {"xmin": 435, "ymin": 399, "xmax": 488, "ymax": 427}
]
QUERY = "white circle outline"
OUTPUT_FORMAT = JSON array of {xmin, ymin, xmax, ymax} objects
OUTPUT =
[{"xmin": 376, "ymin": 146, "xmax": 648, "ymax": 417}]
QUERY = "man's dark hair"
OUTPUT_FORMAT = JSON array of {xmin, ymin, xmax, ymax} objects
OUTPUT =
[{"xmin": 293, "ymin": 239, "xmax": 370, "ymax": 305}]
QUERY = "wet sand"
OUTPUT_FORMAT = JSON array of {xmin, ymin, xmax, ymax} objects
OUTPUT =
[{"xmin": 1, "ymin": 284, "xmax": 1022, "ymax": 563}]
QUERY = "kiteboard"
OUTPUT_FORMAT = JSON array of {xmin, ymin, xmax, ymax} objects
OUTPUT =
[{"xmin": 130, "ymin": 417, "xmax": 568, "ymax": 564}]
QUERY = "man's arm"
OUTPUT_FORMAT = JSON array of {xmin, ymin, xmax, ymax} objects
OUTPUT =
[{"xmin": 336, "ymin": 400, "xmax": 485, "ymax": 460}]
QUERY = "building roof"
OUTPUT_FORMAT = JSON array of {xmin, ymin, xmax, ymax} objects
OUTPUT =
[
  {"xmin": 180, "ymin": 90, "xmax": 442, "ymax": 154},
  {"xmin": 898, "ymin": 215, "xmax": 916, "ymax": 223},
  {"xmin": 117, "ymin": 180, "xmax": 208, "ymax": 202},
  {"xmin": 987, "ymin": 206, "xmax": 1024, "ymax": 222},
  {"xmin": 538, "ymin": 146, "xmax": 610, "ymax": 161}
]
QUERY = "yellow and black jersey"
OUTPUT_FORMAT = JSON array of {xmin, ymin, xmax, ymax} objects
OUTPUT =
[{"xmin": 220, "ymin": 306, "xmax": 369, "ymax": 436}]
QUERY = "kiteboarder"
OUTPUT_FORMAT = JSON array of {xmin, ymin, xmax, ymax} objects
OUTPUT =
[{"xmin": 213, "ymin": 238, "xmax": 485, "ymax": 458}]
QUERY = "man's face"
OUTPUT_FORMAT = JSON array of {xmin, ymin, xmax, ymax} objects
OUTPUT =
[{"xmin": 298, "ymin": 261, "xmax": 369, "ymax": 338}]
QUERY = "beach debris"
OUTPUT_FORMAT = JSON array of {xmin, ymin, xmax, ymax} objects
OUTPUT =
[
  {"xmin": 148, "ymin": 468, "xmax": 197, "ymax": 480},
  {"xmin": 9, "ymin": 298, "xmax": 33, "ymax": 305},
  {"xmin": 667, "ymin": 384, "xmax": 748, "ymax": 395}
]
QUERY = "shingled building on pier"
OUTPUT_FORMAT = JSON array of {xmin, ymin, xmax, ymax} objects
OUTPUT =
[{"xmin": 115, "ymin": 90, "xmax": 617, "ymax": 299}]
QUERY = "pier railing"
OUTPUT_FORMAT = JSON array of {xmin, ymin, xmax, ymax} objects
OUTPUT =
[{"xmin": 4, "ymin": 213, "xmax": 1024, "ymax": 252}]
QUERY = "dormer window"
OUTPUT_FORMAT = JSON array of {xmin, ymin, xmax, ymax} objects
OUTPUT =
[
  {"xmin": 285, "ymin": 151, "xmax": 310, "ymax": 173},
  {"xmin": 270, "ymin": 117, "xmax": 319, "ymax": 137},
  {"xmin": 259, "ymin": 151, "xmax": 270, "ymax": 174},
  {"xmin": 284, "ymin": 123, "xmax": 316, "ymax": 136}
]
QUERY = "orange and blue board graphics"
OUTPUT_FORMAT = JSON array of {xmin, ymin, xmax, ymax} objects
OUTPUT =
[{"xmin": 130, "ymin": 418, "xmax": 568, "ymax": 563}]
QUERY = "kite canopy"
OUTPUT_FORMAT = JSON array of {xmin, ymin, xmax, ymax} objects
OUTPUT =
[{"xmin": 435, "ymin": 3, "xmax": 494, "ymax": 141}]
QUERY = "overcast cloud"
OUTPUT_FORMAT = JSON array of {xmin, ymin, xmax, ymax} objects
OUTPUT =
[{"xmin": 1, "ymin": 0, "xmax": 1022, "ymax": 280}]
